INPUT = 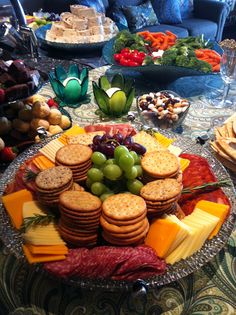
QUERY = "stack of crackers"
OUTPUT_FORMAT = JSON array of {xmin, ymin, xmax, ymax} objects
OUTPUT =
[
  {"xmin": 55, "ymin": 144, "xmax": 92, "ymax": 183},
  {"xmin": 59, "ymin": 191, "xmax": 102, "ymax": 247},
  {"xmin": 140, "ymin": 178, "xmax": 183, "ymax": 219},
  {"xmin": 100, "ymin": 194, "xmax": 149, "ymax": 246},
  {"xmin": 141, "ymin": 150, "xmax": 181, "ymax": 183},
  {"xmin": 211, "ymin": 118, "xmax": 236, "ymax": 173},
  {"xmin": 35, "ymin": 166, "xmax": 73, "ymax": 208}
]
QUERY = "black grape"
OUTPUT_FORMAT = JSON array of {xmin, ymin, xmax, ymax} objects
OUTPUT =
[
  {"xmin": 103, "ymin": 143, "xmax": 115, "ymax": 157},
  {"xmin": 93, "ymin": 135, "xmax": 102, "ymax": 145},
  {"xmin": 113, "ymin": 132, "xmax": 123, "ymax": 144},
  {"xmin": 131, "ymin": 142, "xmax": 146, "ymax": 155}
]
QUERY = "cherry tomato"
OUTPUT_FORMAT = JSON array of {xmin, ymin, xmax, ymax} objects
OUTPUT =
[
  {"xmin": 119, "ymin": 57, "xmax": 129, "ymax": 66},
  {"xmin": 138, "ymin": 52, "xmax": 146, "ymax": 58},
  {"xmin": 114, "ymin": 53, "xmax": 121, "ymax": 61},
  {"xmin": 121, "ymin": 47, "xmax": 130, "ymax": 54},
  {"xmin": 127, "ymin": 60, "xmax": 139, "ymax": 67}
]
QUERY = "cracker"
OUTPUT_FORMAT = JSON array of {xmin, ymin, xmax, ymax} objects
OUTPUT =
[
  {"xmin": 140, "ymin": 178, "xmax": 182, "ymax": 201},
  {"xmin": 56, "ymin": 144, "xmax": 92, "ymax": 166},
  {"xmin": 66, "ymin": 131, "xmax": 105, "ymax": 145},
  {"xmin": 59, "ymin": 191, "xmax": 102, "ymax": 212},
  {"xmin": 132, "ymin": 131, "xmax": 167, "ymax": 153},
  {"xmin": 217, "ymin": 138, "xmax": 236, "ymax": 161},
  {"xmin": 102, "ymin": 211, "xmax": 147, "ymax": 226},
  {"xmin": 226, "ymin": 121, "xmax": 236, "ymax": 138},
  {"xmin": 106, "ymin": 218, "xmax": 149, "ymax": 239},
  {"xmin": 100, "ymin": 215, "xmax": 145, "ymax": 234},
  {"xmin": 35, "ymin": 166, "xmax": 73, "ymax": 190},
  {"xmin": 141, "ymin": 151, "xmax": 179, "ymax": 178},
  {"xmin": 102, "ymin": 193, "xmax": 146, "ymax": 220}
]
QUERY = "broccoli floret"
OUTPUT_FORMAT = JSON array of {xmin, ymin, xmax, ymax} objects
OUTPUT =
[
  {"xmin": 175, "ymin": 55, "xmax": 190, "ymax": 67},
  {"xmin": 142, "ymin": 55, "xmax": 154, "ymax": 65},
  {"xmin": 161, "ymin": 48, "xmax": 178, "ymax": 65},
  {"xmin": 113, "ymin": 30, "xmax": 147, "ymax": 53},
  {"xmin": 178, "ymin": 46, "xmax": 189, "ymax": 56},
  {"xmin": 188, "ymin": 57, "xmax": 212, "ymax": 72}
]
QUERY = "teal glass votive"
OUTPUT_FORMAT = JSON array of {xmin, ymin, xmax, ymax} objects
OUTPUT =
[
  {"xmin": 49, "ymin": 64, "xmax": 89, "ymax": 107},
  {"xmin": 92, "ymin": 73, "xmax": 135, "ymax": 117}
]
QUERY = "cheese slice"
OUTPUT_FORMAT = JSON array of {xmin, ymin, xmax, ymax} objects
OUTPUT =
[
  {"xmin": 2, "ymin": 189, "xmax": 34, "ymax": 229},
  {"xmin": 58, "ymin": 125, "xmax": 85, "ymax": 144},
  {"xmin": 22, "ymin": 201, "xmax": 65, "ymax": 245},
  {"xmin": 27, "ymin": 244, "xmax": 68, "ymax": 255},
  {"xmin": 145, "ymin": 218, "xmax": 180, "ymax": 258},
  {"xmin": 154, "ymin": 132, "xmax": 175, "ymax": 147},
  {"xmin": 39, "ymin": 139, "xmax": 64, "ymax": 162},
  {"xmin": 133, "ymin": 131, "xmax": 167, "ymax": 153},
  {"xmin": 179, "ymin": 158, "xmax": 190, "ymax": 172},
  {"xmin": 168, "ymin": 144, "xmax": 182, "ymax": 157},
  {"xmin": 195, "ymin": 200, "xmax": 230, "ymax": 239},
  {"xmin": 164, "ymin": 215, "xmax": 191, "ymax": 256},
  {"xmin": 23, "ymin": 245, "xmax": 66, "ymax": 264},
  {"xmin": 33, "ymin": 155, "xmax": 55, "ymax": 171}
]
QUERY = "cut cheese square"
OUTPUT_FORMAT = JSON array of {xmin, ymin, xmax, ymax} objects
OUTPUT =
[
  {"xmin": 23, "ymin": 245, "xmax": 66, "ymax": 264},
  {"xmin": 27, "ymin": 244, "xmax": 68, "ymax": 255},
  {"xmin": 133, "ymin": 131, "xmax": 167, "ymax": 153},
  {"xmin": 58, "ymin": 124, "xmax": 85, "ymax": 144},
  {"xmin": 2, "ymin": 189, "xmax": 34, "ymax": 229},
  {"xmin": 145, "ymin": 219, "xmax": 180, "ymax": 258},
  {"xmin": 39, "ymin": 139, "xmax": 64, "ymax": 162},
  {"xmin": 179, "ymin": 158, "xmax": 190, "ymax": 172},
  {"xmin": 154, "ymin": 132, "xmax": 175, "ymax": 147},
  {"xmin": 33, "ymin": 155, "xmax": 55, "ymax": 171},
  {"xmin": 168, "ymin": 145, "xmax": 182, "ymax": 157},
  {"xmin": 195, "ymin": 200, "xmax": 230, "ymax": 239}
]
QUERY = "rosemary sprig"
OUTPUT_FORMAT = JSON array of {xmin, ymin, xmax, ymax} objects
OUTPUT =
[
  {"xmin": 182, "ymin": 179, "xmax": 231, "ymax": 194},
  {"xmin": 24, "ymin": 168, "xmax": 38, "ymax": 182},
  {"xmin": 20, "ymin": 213, "xmax": 55, "ymax": 233}
]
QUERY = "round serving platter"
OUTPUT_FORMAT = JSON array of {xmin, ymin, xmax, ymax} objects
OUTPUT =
[{"xmin": 0, "ymin": 128, "xmax": 235, "ymax": 291}]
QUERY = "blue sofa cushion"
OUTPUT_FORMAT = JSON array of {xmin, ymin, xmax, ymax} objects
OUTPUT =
[
  {"xmin": 136, "ymin": 24, "xmax": 189, "ymax": 38},
  {"xmin": 78, "ymin": 0, "xmax": 106, "ymax": 13},
  {"xmin": 177, "ymin": 18, "xmax": 218, "ymax": 40},
  {"xmin": 151, "ymin": 0, "xmax": 182, "ymax": 24},
  {"xmin": 121, "ymin": 0, "xmax": 159, "ymax": 31},
  {"xmin": 179, "ymin": 0, "xmax": 194, "ymax": 19}
]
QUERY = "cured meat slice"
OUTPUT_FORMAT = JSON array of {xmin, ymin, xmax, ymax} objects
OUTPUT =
[
  {"xmin": 43, "ymin": 245, "xmax": 166, "ymax": 280},
  {"xmin": 84, "ymin": 124, "xmax": 136, "ymax": 137},
  {"xmin": 179, "ymin": 153, "xmax": 230, "ymax": 215}
]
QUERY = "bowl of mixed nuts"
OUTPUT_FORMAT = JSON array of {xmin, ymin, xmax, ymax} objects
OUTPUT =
[{"xmin": 136, "ymin": 90, "xmax": 190, "ymax": 130}]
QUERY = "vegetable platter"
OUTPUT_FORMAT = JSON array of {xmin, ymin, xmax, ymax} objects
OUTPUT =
[{"xmin": 102, "ymin": 30, "xmax": 222, "ymax": 82}]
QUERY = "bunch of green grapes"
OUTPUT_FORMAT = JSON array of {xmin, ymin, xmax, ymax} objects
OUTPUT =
[{"xmin": 86, "ymin": 145, "xmax": 144, "ymax": 201}]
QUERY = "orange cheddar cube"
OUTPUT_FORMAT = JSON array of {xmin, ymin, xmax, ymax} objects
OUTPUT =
[
  {"xmin": 2, "ymin": 189, "xmax": 33, "ymax": 229},
  {"xmin": 195, "ymin": 200, "xmax": 230, "ymax": 239},
  {"xmin": 145, "ymin": 219, "xmax": 180, "ymax": 258}
]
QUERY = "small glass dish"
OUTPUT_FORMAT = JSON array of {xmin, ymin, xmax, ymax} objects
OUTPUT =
[{"xmin": 136, "ymin": 90, "xmax": 190, "ymax": 130}]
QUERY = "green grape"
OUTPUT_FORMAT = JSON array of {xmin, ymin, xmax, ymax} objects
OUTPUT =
[
  {"xmin": 124, "ymin": 166, "xmax": 138, "ymax": 179},
  {"xmin": 134, "ymin": 165, "xmax": 143, "ymax": 177},
  {"xmin": 114, "ymin": 145, "xmax": 129, "ymax": 162},
  {"xmin": 127, "ymin": 179, "xmax": 144, "ymax": 195},
  {"xmin": 100, "ymin": 192, "xmax": 114, "ymax": 201},
  {"xmin": 130, "ymin": 151, "xmax": 141, "ymax": 165},
  {"xmin": 118, "ymin": 153, "xmax": 134, "ymax": 171},
  {"xmin": 105, "ymin": 158, "xmax": 117, "ymax": 165},
  {"xmin": 91, "ymin": 182, "xmax": 107, "ymax": 196},
  {"xmin": 87, "ymin": 168, "xmax": 104, "ymax": 182},
  {"xmin": 86, "ymin": 177, "xmax": 93, "ymax": 188},
  {"xmin": 103, "ymin": 164, "xmax": 123, "ymax": 180},
  {"xmin": 91, "ymin": 152, "xmax": 107, "ymax": 166}
]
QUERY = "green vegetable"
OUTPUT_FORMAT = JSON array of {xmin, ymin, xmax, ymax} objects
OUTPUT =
[
  {"xmin": 142, "ymin": 55, "xmax": 154, "ymax": 65},
  {"xmin": 113, "ymin": 30, "xmax": 147, "ymax": 53},
  {"xmin": 161, "ymin": 48, "xmax": 178, "ymax": 65}
]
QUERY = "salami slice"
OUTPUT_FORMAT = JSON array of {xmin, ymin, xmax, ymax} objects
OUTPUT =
[
  {"xmin": 43, "ymin": 245, "xmax": 166, "ymax": 280},
  {"xmin": 179, "ymin": 153, "xmax": 230, "ymax": 215},
  {"xmin": 84, "ymin": 124, "xmax": 136, "ymax": 137}
]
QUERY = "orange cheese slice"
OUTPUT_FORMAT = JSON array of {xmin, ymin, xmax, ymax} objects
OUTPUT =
[
  {"xmin": 27, "ymin": 244, "xmax": 68, "ymax": 255},
  {"xmin": 179, "ymin": 158, "xmax": 190, "ymax": 172},
  {"xmin": 154, "ymin": 132, "xmax": 175, "ymax": 147},
  {"xmin": 195, "ymin": 200, "xmax": 230, "ymax": 239},
  {"xmin": 58, "ymin": 125, "xmax": 85, "ymax": 144},
  {"xmin": 145, "ymin": 219, "xmax": 180, "ymax": 258},
  {"xmin": 33, "ymin": 155, "xmax": 55, "ymax": 170},
  {"xmin": 2, "ymin": 189, "xmax": 33, "ymax": 229},
  {"xmin": 23, "ymin": 245, "xmax": 66, "ymax": 264}
]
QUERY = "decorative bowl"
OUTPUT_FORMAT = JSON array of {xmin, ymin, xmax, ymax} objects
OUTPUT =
[
  {"xmin": 92, "ymin": 73, "xmax": 135, "ymax": 117},
  {"xmin": 137, "ymin": 90, "xmax": 190, "ymax": 130}
]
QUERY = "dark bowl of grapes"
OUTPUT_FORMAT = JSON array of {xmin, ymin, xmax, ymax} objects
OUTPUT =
[{"xmin": 87, "ymin": 131, "xmax": 146, "ymax": 199}]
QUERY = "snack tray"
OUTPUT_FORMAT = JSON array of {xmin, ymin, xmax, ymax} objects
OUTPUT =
[{"xmin": 0, "ymin": 128, "xmax": 235, "ymax": 291}]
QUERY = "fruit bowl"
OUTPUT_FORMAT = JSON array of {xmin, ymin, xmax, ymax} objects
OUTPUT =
[{"xmin": 137, "ymin": 90, "xmax": 190, "ymax": 130}]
